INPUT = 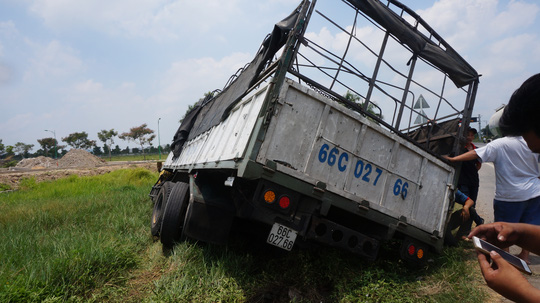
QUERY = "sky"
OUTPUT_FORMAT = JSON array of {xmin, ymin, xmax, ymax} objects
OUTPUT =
[{"xmin": 1, "ymin": 0, "xmax": 539, "ymax": 152}]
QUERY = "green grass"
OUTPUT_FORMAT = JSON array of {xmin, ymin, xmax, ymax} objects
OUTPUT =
[
  {"xmin": 0, "ymin": 169, "xmax": 489, "ymax": 302},
  {"xmin": 101, "ymin": 154, "xmax": 165, "ymax": 162},
  {"xmin": 144, "ymin": 238, "xmax": 487, "ymax": 303},
  {"xmin": 0, "ymin": 168, "xmax": 157, "ymax": 302}
]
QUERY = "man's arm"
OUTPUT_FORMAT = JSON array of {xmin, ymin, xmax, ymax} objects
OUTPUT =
[
  {"xmin": 444, "ymin": 149, "xmax": 479, "ymax": 162},
  {"xmin": 469, "ymin": 222, "xmax": 540, "ymax": 254},
  {"xmin": 477, "ymin": 251, "xmax": 540, "ymax": 302},
  {"xmin": 461, "ymin": 197, "xmax": 473, "ymax": 221}
]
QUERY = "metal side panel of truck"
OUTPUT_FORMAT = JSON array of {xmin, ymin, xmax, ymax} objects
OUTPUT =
[
  {"xmin": 152, "ymin": 0, "xmax": 480, "ymax": 262},
  {"xmin": 255, "ymin": 79, "xmax": 454, "ymax": 236},
  {"xmin": 162, "ymin": 78, "xmax": 453, "ymax": 258}
]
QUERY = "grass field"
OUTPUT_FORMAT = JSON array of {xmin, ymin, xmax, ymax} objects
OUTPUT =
[
  {"xmin": 0, "ymin": 168, "xmax": 490, "ymax": 302},
  {"xmin": 100, "ymin": 154, "xmax": 166, "ymax": 162}
]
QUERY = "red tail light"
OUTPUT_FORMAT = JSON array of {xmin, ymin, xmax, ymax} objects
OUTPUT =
[
  {"xmin": 279, "ymin": 196, "xmax": 290, "ymax": 209},
  {"xmin": 408, "ymin": 244, "xmax": 416, "ymax": 256}
]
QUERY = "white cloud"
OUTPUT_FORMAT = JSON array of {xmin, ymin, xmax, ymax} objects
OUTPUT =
[
  {"xmin": 27, "ymin": 0, "xmax": 279, "ymax": 41},
  {"xmin": 491, "ymin": 0, "xmax": 539, "ymax": 34},
  {"xmin": 74, "ymin": 79, "xmax": 103, "ymax": 94},
  {"xmin": 24, "ymin": 40, "xmax": 85, "ymax": 80},
  {"xmin": 157, "ymin": 52, "xmax": 253, "ymax": 105},
  {"xmin": 0, "ymin": 20, "xmax": 18, "ymax": 38},
  {"xmin": 0, "ymin": 64, "xmax": 10, "ymax": 84}
]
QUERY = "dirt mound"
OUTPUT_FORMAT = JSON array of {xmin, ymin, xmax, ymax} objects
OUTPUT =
[
  {"xmin": 57, "ymin": 149, "xmax": 106, "ymax": 168},
  {"xmin": 16, "ymin": 156, "xmax": 56, "ymax": 169},
  {"xmin": 15, "ymin": 149, "xmax": 105, "ymax": 169}
]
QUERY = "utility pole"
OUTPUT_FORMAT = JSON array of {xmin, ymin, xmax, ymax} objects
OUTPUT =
[
  {"xmin": 158, "ymin": 118, "xmax": 162, "ymax": 160},
  {"xmin": 477, "ymin": 114, "xmax": 482, "ymax": 141}
]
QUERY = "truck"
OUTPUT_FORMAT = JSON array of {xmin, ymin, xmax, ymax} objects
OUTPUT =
[{"xmin": 149, "ymin": 0, "xmax": 479, "ymax": 263}]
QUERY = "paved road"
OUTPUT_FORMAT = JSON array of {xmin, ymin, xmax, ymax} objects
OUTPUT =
[{"xmin": 475, "ymin": 153, "xmax": 540, "ymax": 302}]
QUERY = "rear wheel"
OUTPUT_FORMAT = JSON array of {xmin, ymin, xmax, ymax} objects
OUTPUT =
[
  {"xmin": 160, "ymin": 182, "xmax": 190, "ymax": 248},
  {"xmin": 151, "ymin": 181, "xmax": 173, "ymax": 237}
]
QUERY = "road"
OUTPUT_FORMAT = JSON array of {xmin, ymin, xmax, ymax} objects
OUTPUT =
[{"xmin": 474, "ymin": 145, "xmax": 540, "ymax": 302}]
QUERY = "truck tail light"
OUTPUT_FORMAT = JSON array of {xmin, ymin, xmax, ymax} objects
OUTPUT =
[
  {"xmin": 264, "ymin": 190, "xmax": 290, "ymax": 209},
  {"xmin": 264, "ymin": 190, "xmax": 276, "ymax": 204},
  {"xmin": 257, "ymin": 182, "xmax": 299, "ymax": 214},
  {"xmin": 408, "ymin": 244, "xmax": 415, "ymax": 256},
  {"xmin": 417, "ymin": 248, "xmax": 424, "ymax": 259},
  {"xmin": 279, "ymin": 196, "xmax": 290, "ymax": 209},
  {"xmin": 406, "ymin": 243, "xmax": 424, "ymax": 260}
]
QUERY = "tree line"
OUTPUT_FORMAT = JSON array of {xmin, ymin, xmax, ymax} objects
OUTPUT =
[{"xmin": 0, "ymin": 123, "xmax": 166, "ymax": 161}]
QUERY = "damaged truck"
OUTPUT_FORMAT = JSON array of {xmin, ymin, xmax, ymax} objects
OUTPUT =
[{"xmin": 149, "ymin": 0, "xmax": 479, "ymax": 263}]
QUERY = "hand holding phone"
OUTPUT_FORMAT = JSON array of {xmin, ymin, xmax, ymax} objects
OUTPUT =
[{"xmin": 472, "ymin": 236, "xmax": 532, "ymax": 275}]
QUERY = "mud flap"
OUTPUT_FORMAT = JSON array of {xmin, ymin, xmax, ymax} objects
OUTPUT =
[{"xmin": 182, "ymin": 174, "xmax": 235, "ymax": 245}]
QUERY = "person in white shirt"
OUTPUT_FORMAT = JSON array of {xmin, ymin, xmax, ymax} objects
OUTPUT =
[
  {"xmin": 445, "ymin": 136, "xmax": 540, "ymax": 263},
  {"xmin": 468, "ymin": 73, "xmax": 540, "ymax": 302}
]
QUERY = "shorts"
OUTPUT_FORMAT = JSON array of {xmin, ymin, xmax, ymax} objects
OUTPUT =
[{"xmin": 494, "ymin": 195, "xmax": 540, "ymax": 225}]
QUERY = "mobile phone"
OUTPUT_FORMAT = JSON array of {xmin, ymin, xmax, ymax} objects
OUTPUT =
[{"xmin": 472, "ymin": 236, "xmax": 532, "ymax": 275}]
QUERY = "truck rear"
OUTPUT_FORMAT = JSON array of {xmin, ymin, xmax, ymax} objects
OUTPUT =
[{"xmin": 150, "ymin": 0, "xmax": 479, "ymax": 262}]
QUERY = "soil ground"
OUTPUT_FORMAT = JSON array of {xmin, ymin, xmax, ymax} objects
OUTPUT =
[{"xmin": 0, "ymin": 149, "xmax": 159, "ymax": 191}]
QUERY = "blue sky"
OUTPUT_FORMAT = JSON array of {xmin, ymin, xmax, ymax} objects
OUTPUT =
[{"xmin": 1, "ymin": 0, "xmax": 539, "ymax": 152}]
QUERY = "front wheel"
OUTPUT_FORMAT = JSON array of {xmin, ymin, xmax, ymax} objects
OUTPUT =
[{"xmin": 160, "ymin": 182, "xmax": 190, "ymax": 248}]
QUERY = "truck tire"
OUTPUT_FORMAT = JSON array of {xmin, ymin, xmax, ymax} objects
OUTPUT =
[
  {"xmin": 160, "ymin": 182, "xmax": 190, "ymax": 248},
  {"xmin": 151, "ymin": 181, "xmax": 173, "ymax": 237}
]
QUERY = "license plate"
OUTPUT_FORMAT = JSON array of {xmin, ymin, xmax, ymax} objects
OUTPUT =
[{"xmin": 266, "ymin": 223, "xmax": 297, "ymax": 251}]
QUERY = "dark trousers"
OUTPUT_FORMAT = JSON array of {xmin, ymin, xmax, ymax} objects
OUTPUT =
[{"xmin": 444, "ymin": 207, "xmax": 479, "ymax": 247}]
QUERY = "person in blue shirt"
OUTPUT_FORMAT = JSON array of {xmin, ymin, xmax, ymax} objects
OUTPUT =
[{"xmin": 445, "ymin": 189, "xmax": 479, "ymax": 247}]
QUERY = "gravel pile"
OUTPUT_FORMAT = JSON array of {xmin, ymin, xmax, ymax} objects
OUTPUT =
[
  {"xmin": 15, "ymin": 149, "xmax": 105, "ymax": 169},
  {"xmin": 57, "ymin": 149, "xmax": 105, "ymax": 168},
  {"xmin": 15, "ymin": 156, "xmax": 56, "ymax": 169}
]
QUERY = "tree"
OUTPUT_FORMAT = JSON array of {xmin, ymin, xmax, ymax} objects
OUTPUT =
[
  {"xmin": 112, "ymin": 145, "xmax": 122, "ymax": 155},
  {"xmin": 179, "ymin": 91, "xmax": 216, "ymax": 123},
  {"xmin": 92, "ymin": 146, "xmax": 102, "ymax": 155},
  {"xmin": 13, "ymin": 142, "xmax": 34, "ymax": 158},
  {"xmin": 97, "ymin": 129, "xmax": 118, "ymax": 161},
  {"xmin": 38, "ymin": 137, "xmax": 57, "ymax": 158},
  {"xmin": 5, "ymin": 145, "xmax": 13, "ymax": 156},
  {"xmin": 62, "ymin": 132, "xmax": 96, "ymax": 150},
  {"xmin": 0, "ymin": 139, "xmax": 5, "ymax": 154},
  {"xmin": 344, "ymin": 90, "xmax": 383, "ymax": 120},
  {"xmin": 119, "ymin": 124, "xmax": 156, "ymax": 160}
]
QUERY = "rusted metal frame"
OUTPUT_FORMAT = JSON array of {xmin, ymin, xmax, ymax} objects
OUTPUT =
[
  {"xmin": 315, "ymin": 8, "xmax": 379, "ymax": 58},
  {"xmin": 329, "ymin": 10, "xmax": 359, "ymax": 90},
  {"xmin": 265, "ymin": 0, "xmax": 316, "ymax": 116},
  {"xmin": 452, "ymin": 79, "xmax": 479, "ymax": 157},
  {"xmin": 266, "ymin": 0, "xmax": 314, "ymax": 110},
  {"xmin": 394, "ymin": 55, "xmax": 418, "ymax": 130},
  {"xmin": 341, "ymin": 0, "xmax": 386, "ymax": 33},
  {"xmin": 422, "ymin": 76, "xmax": 449, "ymax": 152},
  {"xmin": 296, "ymin": 37, "xmax": 370, "ymax": 83},
  {"xmin": 247, "ymin": 0, "xmax": 314, "ymax": 162},
  {"xmin": 318, "ymin": 11, "xmax": 459, "ymax": 118},
  {"xmin": 288, "ymin": 69, "xmax": 450, "ymax": 161},
  {"xmin": 365, "ymin": 31, "xmax": 390, "ymax": 112},
  {"xmin": 387, "ymin": 0, "xmax": 477, "ymax": 79},
  {"xmin": 294, "ymin": 45, "xmax": 389, "ymax": 118}
]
